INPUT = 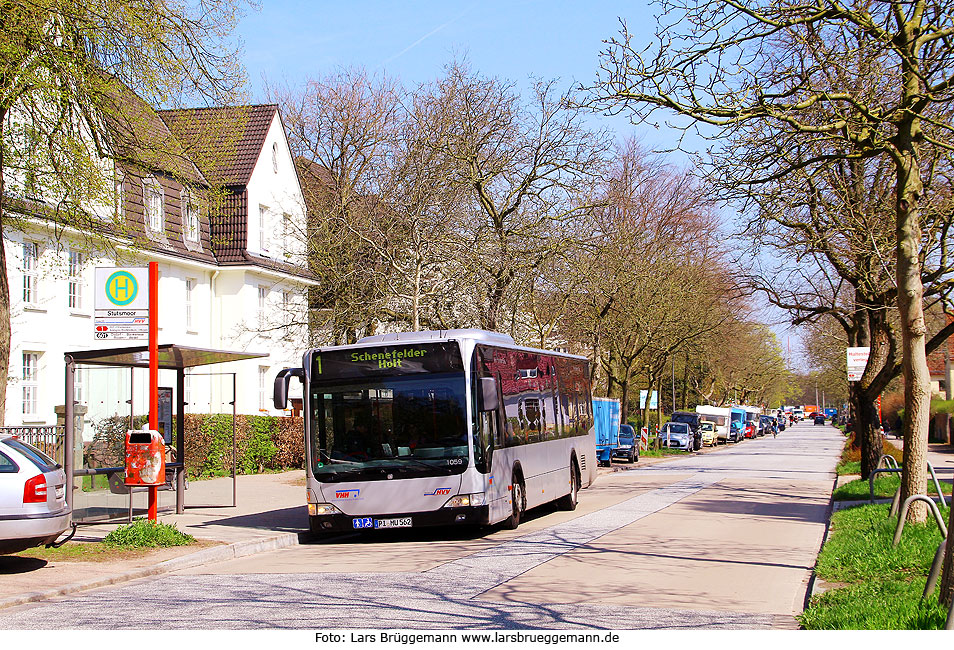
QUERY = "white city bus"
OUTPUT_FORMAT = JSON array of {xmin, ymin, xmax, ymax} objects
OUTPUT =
[{"xmin": 274, "ymin": 329, "xmax": 597, "ymax": 536}]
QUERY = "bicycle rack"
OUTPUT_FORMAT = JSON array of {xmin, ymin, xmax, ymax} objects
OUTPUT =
[
  {"xmin": 869, "ymin": 461, "xmax": 948, "ymax": 510},
  {"xmin": 880, "ymin": 455, "xmax": 954, "ymax": 628},
  {"xmin": 878, "ymin": 454, "xmax": 899, "ymax": 469},
  {"xmin": 892, "ymin": 495, "xmax": 949, "ymax": 547},
  {"xmin": 922, "ymin": 540, "xmax": 946, "ymax": 600},
  {"xmin": 869, "ymin": 467, "xmax": 901, "ymax": 504}
]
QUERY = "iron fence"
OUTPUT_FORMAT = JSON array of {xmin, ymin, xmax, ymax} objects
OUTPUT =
[{"xmin": 0, "ymin": 425, "xmax": 66, "ymax": 465}]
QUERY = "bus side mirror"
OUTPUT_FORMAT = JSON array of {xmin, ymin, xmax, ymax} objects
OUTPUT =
[
  {"xmin": 479, "ymin": 377, "xmax": 499, "ymax": 412},
  {"xmin": 274, "ymin": 368, "xmax": 304, "ymax": 410}
]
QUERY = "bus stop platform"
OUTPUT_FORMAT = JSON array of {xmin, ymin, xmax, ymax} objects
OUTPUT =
[{"xmin": 0, "ymin": 470, "xmax": 307, "ymax": 611}]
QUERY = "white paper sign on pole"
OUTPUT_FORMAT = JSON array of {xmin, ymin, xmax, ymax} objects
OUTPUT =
[{"xmin": 846, "ymin": 347, "xmax": 870, "ymax": 382}]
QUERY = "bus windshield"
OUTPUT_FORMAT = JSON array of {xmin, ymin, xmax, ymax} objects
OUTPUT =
[{"xmin": 310, "ymin": 372, "xmax": 468, "ymax": 482}]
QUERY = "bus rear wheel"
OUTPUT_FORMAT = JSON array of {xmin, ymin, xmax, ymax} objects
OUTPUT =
[{"xmin": 557, "ymin": 463, "xmax": 579, "ymax": 511}]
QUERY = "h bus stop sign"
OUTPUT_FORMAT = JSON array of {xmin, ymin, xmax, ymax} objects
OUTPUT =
[{"xmin": 94, "ymin": 267, "xmax": 149, "ymax": 340}]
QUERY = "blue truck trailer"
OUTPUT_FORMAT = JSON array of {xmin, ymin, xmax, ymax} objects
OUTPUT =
[{"xmin": 593, "ymin": 397, "xmax": 621, "ymax": 466}]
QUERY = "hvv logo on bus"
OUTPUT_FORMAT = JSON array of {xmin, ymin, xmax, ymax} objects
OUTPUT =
[
  {"xmin": 335, "ymin": 489, "xmax": 360, "ymax": 499},
  {"xmin": 425, "ymin": 487, "xmax": 452, "ymax": 496}
]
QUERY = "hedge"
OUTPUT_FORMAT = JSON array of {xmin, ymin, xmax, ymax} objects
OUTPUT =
[{"xmin": 87, "ymin": 413, "xmax": 305, "ymax": 479}]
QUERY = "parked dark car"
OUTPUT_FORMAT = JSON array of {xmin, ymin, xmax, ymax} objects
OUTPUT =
[
  {"xmin": 669, "ymin": 411, "xmax": 704, "ymax": 450},
  {"xmin": 612, "ymin": 424, "xmax": 639, "ymax": 463},
  {"xmin": 759, "ymin": 415, "xmax": 777, "ymax": 436},
  {"xmin": 814, "ymin": 414, "xmax": 826, "ymax": 425}
]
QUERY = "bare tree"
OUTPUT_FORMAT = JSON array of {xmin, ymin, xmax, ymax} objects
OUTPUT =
[
  {"xmin": 430, "ymin": 62, "xmax": 613, "ymax": 335},
  {"xmin": 277, "ymin": 68, "xmax": 404, "ymax": 343},
  {"xmin": 587, "ymin": 0, "xmax": 954, "ymax": 527}
]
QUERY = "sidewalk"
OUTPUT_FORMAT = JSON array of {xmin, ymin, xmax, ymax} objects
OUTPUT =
[{"xmin": 0, "ymin": 470, "xmax": 308, "ymax": 611}]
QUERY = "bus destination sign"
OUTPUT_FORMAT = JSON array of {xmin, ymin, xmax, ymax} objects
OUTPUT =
[{"xmin": 312, "ymin": 342, "xmax": 462, "ymax": 380}]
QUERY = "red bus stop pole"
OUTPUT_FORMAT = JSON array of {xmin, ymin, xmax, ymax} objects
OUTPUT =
[{"xmin": 148, "ymin": 262, "xmax": 158, "ymax": 521}]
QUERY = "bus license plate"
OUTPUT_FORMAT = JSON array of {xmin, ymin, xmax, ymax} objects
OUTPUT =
[{"xmin": 375, "ymin": 517, "xmax": 412, "ymax": 529}]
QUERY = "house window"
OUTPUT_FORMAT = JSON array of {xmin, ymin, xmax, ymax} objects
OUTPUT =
[
  {"xmin": 22, "ymin": 352, "xmax": 39, "ymax": 417},
  {"xmin": 258, "ymin": 205, "xmax": 268, "ymax": 253},
  {"xmin": 185, "ymin": 278, "xmax": 195, "ymax": 330},
  {"xmin": 258, "ymin": 286, "xmax": 268, "ymax": 329},
  {"xmin": 282, "ymin": 290, "xmax": 291, "ymax": 312},
  {"xmin": 22, "ymin": 242, "xmax": 38, "ymax": 305},
  {"xmin": 144, "ymin": 177, "xmax": 163, "ymax": 232},
  {"xmin": 68, "ymin": 250, "xmax": 83, "ymax": 310},
  {"xmin": 281, "ymin": 213, "xmax": 291, "ymax": 258},
  {"xmin": 183, "ymin": 190, "xmax": 200, "ymax": 242},
  {"xmin": 258, "ymin": 366, "xmax": 269, "ymax": 411},
  {"xmin": 272, "ymin": 142, "xmax": 278, "ymax": 174}
]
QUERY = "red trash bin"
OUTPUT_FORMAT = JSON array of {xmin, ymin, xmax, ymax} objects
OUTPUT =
[{"xmin": 125, "ymin": 430, "xmax": 165, "ymax": 486}]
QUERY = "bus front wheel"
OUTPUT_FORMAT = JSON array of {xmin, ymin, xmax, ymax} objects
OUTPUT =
[{"xmin": 505, "ymin": 477, "xmax": 525, "ymax": 529}]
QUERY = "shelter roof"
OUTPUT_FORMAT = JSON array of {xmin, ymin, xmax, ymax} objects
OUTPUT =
[{"xmin": 67, "ymin": 344, "xmax": 267, "ymax": 370}]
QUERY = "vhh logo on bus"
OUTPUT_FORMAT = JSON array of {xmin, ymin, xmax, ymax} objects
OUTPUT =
[{"xmin": 335, "ymin": 489, "xmax": 360, "ymax": 499}]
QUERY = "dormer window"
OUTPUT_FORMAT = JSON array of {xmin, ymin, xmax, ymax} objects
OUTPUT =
[
  {"xmin": 182, "ymin": 189, "xmax": 200, "ymax": 243},
  {"xmin": 143, "ymin": 177, "xmax": 163, "ymax": 232},
  {"xmin": 272, "ymin": 142, "xmax": 278, "ymax": 173}
]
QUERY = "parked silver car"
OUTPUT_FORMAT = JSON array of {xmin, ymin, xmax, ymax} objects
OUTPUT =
[
  {"xmin": 0, "ymin": 433, "xmax": 71, "ymax": 554},
  {"xmin": 658, "ymin": 422, "xmax": 693, "ymax": 451}
]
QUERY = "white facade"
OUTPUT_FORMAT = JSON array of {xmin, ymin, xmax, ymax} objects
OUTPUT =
[{"xmin": 4, "ymin": 108, "xmax": 313, "ymax": 433}]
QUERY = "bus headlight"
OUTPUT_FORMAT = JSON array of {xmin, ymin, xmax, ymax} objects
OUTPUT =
[
  {"xmin": 443, "ymin": 493, "xmax": 486, "ymax": 508},
  {"xmin": 308, "ymin": 503, "xmax": 342, "ymax": 516}
]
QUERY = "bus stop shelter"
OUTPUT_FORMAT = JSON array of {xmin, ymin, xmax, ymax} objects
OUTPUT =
[{"xmin": 63, "ymin": 344, "xmax": 267, "ymax": 515}]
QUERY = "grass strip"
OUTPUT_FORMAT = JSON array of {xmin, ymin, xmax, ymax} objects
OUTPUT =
[{"xmin": 800, "ymin": 503, "xmax": 950, "ymax": 629}]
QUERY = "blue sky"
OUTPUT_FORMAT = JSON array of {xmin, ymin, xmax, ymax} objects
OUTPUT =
[{"xmin": 236, "ymin": 1, "xmax": 665, "ymax": 146}]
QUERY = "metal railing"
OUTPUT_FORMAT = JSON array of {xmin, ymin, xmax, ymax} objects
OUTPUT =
[{"xmin": 0, "ymin": 425, "xmax": 66, "ymax": 465}]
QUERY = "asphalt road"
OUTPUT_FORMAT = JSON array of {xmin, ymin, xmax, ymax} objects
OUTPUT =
[{"xmin": 0, "ymin": 421, "xmax": 842, "ymax": 630}]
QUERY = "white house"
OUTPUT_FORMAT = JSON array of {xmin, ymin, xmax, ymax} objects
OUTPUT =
[{"xmin": 4, "ymin": 98, "xmax": 315, "ymax": 434}]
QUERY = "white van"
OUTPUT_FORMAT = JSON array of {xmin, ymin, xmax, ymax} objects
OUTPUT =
[{"xmin": 695, "ymin": 405, "xmax": 732, "ymax": 443}]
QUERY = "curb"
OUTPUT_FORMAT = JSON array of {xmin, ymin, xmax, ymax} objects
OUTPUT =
[
  {"xmin": 0, "ymin": 531, "xmax": 303, "ymax": 612},
  {"xmin": 795, "ymin": 470, "xmax": 840, "ymax": 628}
]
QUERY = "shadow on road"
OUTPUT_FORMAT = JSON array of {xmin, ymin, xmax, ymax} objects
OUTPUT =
[{"xmin": 0, "ymin": 555, "xmax": 47, "ymax": 574}]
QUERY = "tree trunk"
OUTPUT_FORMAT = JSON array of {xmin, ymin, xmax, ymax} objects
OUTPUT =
[
  {"xmin": 680, "ymin": 352, "xmax": 689, "ymax": 410},
  {"xmin": 0, "ymin": 120, "xmax": 9, "ymax": 426},
  {"xmin": 856, "ymin": 306, "xmax": 892, "ymax": 479},
  {"xmin": 895, "ymin": 136, "xmax": 930, "ymax": 524},
  {"xmin": 620, "ymin": 378, "xmax": 630, "ymax": 424}
]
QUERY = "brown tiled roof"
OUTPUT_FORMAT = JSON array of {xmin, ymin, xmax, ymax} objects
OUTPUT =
[
  {"xmin": 158, "ymin": 105, "xmax": 277, "ymax": 186},
  {"xmin": 101, "ymin": 79, "xmax": 207, "ymax": 186},
  {"xmin": 210, "ymin": 188, "xmax": 248, "ymax": 263}
]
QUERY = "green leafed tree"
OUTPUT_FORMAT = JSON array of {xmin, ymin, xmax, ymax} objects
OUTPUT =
[{"xmin": 0, "ymin": 0, "xmax": 248, "ymax": 423}]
